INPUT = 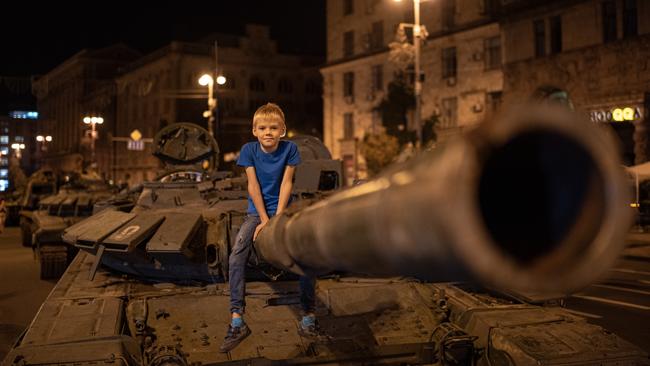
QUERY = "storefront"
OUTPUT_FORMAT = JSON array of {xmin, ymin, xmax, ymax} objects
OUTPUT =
[{"xmin": 588, "ymin": 103, "xmax": 646, "ymax": 166}]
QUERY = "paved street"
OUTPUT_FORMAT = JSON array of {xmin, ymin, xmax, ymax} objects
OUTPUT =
[
  {"xmin": 0, "ymin": 226, "xmax": 648, "ymax": 361},
  {"xmin": 0, "ymin": 227, "xmax": 55, "ymax": 361},
  {"xmin": 564, "ymin": 233, "xmax": 650, "ymax": 352}
]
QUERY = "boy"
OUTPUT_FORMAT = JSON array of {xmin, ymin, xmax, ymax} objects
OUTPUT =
[{"xmin": 220, "ymin": 103, "xmax": 318, "ymax": 353}]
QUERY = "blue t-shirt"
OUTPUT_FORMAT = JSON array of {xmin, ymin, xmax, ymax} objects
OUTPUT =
[{"xmin": 237, "ymin": 140, "xmax": 301, "ymax": 216}]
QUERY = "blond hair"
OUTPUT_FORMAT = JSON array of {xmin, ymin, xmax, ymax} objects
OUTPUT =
[{"xmin": 253, "ymin": 102, "xmax": 286, "ymax": 128}]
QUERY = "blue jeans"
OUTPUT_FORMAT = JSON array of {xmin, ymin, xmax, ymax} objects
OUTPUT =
[{"xmin": 229, "ymin": 214, "xmax": 316, "ymax": 315}]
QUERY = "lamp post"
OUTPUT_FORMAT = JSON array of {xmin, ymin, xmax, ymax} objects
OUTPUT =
[
  {"xmin": 198, "ymin": 73, "xmax": 226, "ymax": 137},
  {"xmin": 10, "ymin": 143, "xmax": 25, "ymax": 159},
  {"xmin": 83, "ymin": 116, "xmax": 103, "ymax": 165},
  {"xmin": 35, "ymin": 135, "xmax": 52, "ymax": 167},
  {"xmin": 395, "ymin": 0, "xmax": 425, "ymax": 147},
  {"xmin": 36, "ymin": 135, "xmax": 52, "ymax": 151}
]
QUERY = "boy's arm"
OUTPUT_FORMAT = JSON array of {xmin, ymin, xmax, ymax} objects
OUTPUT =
[
  {"xmin": 276, "ymin": 165, "xmax": 296, "ymax": 215},
  {"xmin": 245, "ymin": 167, "xmax": 270, "ymax": 223}
]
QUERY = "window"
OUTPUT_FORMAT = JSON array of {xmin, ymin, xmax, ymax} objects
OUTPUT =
[
  {"xmin": 487, "ymin": 91, "xmax": 503, "ymax": 113},
  {"xmin": 441, "ymin": 97, "xmax": 458, "ymax": 128},
  {"xmin": 0, "ymin": 136, "xmax": 8, "ymax": 144},
  {"xmin": 343, "ymin": 72, "xmax": 355, "ymax": 98},
  {"xmin": 344, "ymin": 31, "xmax": 355, "ymax": 57},
  {"xmin": 249, "ymin": 99, "xmax": 264, "ymax": 113},
  {"xmin": 371, "ymin": 65, "xmax": 383, "ymax": 92},
  {"xmin": 442, "ymin": 47, "xmax": 457, "ymax": 79},
  {"xmin": 550, "ymin": 16, "xmax": 562, "ymax": 54},
  {"xmin": 602, "ymin": 1, "xmax": 617, "ymax": 43},
  {"xmin": 0, "ymin": 147, "xmax": 8, "ymax": 155},
  {"xmin": 623, "ymin": 0, "xmax": 638, "ymax": 38},
  {"xmin": 0, "ymin": 169, "xmax": 7, "ymax": 178},
  {"xmin": 534, "ymin": 19, "xmax": 546, "ymax": 57},
  {"xmin": 249, "ymin": 76, "xmax": 265, "ymax": 92},
  {"xmin": 442, "ymin": 0, "xmax": 456, "ymax": 30},
  {"xmin": 344, "ymin": 0, "xmax": 354, "ymax": 15},
  {"xmin": 484, "ymin": 36, "xmax": 501, "ymax": 70},
  {"xmin": 343, "ymin": 113, "xmax": 354, "ymax": 139},
  {"xmin": 403, "ymin": 5, "xmax": 414, "ymax": 23},
  {"xmin": 306, "ymin": 79, "xmax": 321, "ymax": 94},
  {"xmin": 370, "ymin": 21, "xmax": 384, "ymax": 50},
  {"xmin": 0, "ymin": 179, "xmax": 8, "ymax": 192},
  {"xmin": 278, "ymin": 78, "xmax": 293, "ymax": 94}
]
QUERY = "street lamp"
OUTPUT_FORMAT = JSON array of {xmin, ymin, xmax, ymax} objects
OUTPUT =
[
  {"xmin": 35, "ymin": 135, "xmax": 52, "ymax": 168},
  {"xmin": 36, "ymin": 135, "xmax": 52, "ymax": 151},
  {"xmin": 83, "ymin": 115, "xmax": 103, "ymax": 165},
  {"xmin": 36, "ymin": 135, "xmax": 53, "ymax": 143},
  {"xmin": 198, "ymin": 73, "xmax": 226, "ymax": 137},
  {"xmin": 395, "ymin": 0, "xmax": 426, "ymax": 147},
  {"xmin": 11, "ymin": 143, "xmax": 26, "ymax": 159}
]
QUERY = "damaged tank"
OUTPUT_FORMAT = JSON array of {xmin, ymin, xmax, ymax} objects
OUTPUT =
[
  {"xmin": 3, "ymin": 110, "xmax": 649, "ymax": 366},
  {"xmin": 27, "ymin": 173, "xmax": 137, "ymax": 279},
  {"xmin": 4, "ymin": 168, "xmax": 58, "ymax": 243}
]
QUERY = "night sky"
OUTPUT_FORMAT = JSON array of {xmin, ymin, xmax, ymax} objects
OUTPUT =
[{"xmin": 0, "ymin": 0, "xmax": 326, "ymax": 112}]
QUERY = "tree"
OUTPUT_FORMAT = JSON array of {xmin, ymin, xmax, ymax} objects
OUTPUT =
[
  {"xmin": 360, "ymin": 131, "xmax": 400, "ymax": 177},
  {"xmin": 422, "ymin": 114, "xmax": 439, "ymax": 147},
  {"xmin": 376, "ymin": 78, "xmax": 416, "ymax": 145}
]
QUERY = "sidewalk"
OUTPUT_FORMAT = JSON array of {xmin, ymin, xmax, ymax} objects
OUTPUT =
[{"xmin": 624, "ymin": 231, "xmax": 650, "ymax": 260}]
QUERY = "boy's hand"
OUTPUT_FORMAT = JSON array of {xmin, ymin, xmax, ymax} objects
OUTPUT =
[{"xmin": 253, "ymin": 221, "xmax": 268, "ymax": 241}]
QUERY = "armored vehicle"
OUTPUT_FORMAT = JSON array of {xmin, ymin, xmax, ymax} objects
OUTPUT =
[
  {"xmin": 4, "ymin": 111, "xmax": 649, "ymax": 366},
  {"xmin": 3, "ymin": 168, "xmax": 57, "ymax": 238},
  {"xmin": 26, "ymin": 174, "xmax": 135, "ymax": 279}
]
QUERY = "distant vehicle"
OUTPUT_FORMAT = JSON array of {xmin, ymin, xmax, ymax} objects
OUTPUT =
[
  {"xmin": 25, "ymin": 174, "xmax": 137, "ymax": 279},
  {"xmin": 6, "ymin": 169, "xmax": 58, "ymax": 243}
]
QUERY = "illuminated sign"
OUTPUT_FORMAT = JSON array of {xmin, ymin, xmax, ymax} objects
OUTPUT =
[
  {"xmin": 591, "ymin": 106, "xmax": 643, "ymax": 123},
  {"xmin": 9, "ymin": 111, "xmax": 38, "ymax": 119}
]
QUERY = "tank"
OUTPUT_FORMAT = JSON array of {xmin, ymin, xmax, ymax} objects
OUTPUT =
[
  {"xmin": 27, "ymin": 174, "xmax": 136, "ymax": 279},
  {"xmin": 3, "ymin": 112, "xmax": 648, "ymax": 366},
  {"xmin": 3, "ymin": 168, "xmax": 58, "ymax": 241}
]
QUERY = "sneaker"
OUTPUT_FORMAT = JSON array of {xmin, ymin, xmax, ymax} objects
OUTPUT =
[
  {"xmin": 298, "ymin": 321, "xmax": 329, "ymax": 341},
  {"xmin": 219, "ymin": 324, "xmax": 251, "ymax": 353}
]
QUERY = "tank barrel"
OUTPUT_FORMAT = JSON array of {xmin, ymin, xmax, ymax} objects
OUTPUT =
[{"xmin": 255, "ymin": 105, "xmax": 633, "ymax": 294}]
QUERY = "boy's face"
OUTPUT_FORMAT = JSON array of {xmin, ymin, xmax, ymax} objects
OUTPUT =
[{"xmin": 253, "ymin": 119, "xmax": 285, "ymax": 151}]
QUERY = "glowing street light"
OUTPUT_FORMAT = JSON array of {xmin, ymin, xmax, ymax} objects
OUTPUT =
[
  {"xmin": 11, "ymin": 143, "xmax": 26, "ymax": 159},
  {"xmin": 36, "ymin": 135, "xmax": 53, "ymax": 154},
  {"xmin": 83, "ymin": 115, "xmax": 103, "ymax": 165},
  {"xmin": 198, "ymin": 74, "xmax": 213, "ymax": 86},
  {"xmin": 198, "ymin": 72, "xmax": 226, "ymax": 136}
]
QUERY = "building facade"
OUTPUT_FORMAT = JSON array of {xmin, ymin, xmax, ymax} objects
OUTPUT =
[
  {"xmin": 499, "ymin": 0, "xmax": 650, "ymax": 165},
  {"xmin": 0, "ymin": 114, "xmax": 38, "ymax": 191},
  {"xmin": 321, "ymin": 0, "xmax": 503, "ymax": 183},
  {"xmin": 32, "ymin": 45, "xmax": 142, "ymax": 175},
  {"xmin": 112, "ymin": 25, "xmax": 323, "ymax": 185}
]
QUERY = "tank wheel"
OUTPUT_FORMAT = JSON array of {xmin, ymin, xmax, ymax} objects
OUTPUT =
[
  {"xmin": 39, "ymin": 245, "xmax": 68, "ymax": 280},
  {"xmin": 20, "ymin": 221, "xmax": 32, "ymax": 247}
]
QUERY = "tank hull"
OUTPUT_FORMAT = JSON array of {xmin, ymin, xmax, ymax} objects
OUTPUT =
[{"xmin": 3, "ymin": 251, "xmax": 647, "ymax": 366}]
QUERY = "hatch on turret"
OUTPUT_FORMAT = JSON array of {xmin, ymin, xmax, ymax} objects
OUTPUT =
[{"xmin": 153, "ymin": 123, "xmax": 219, "ymax": 175}]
